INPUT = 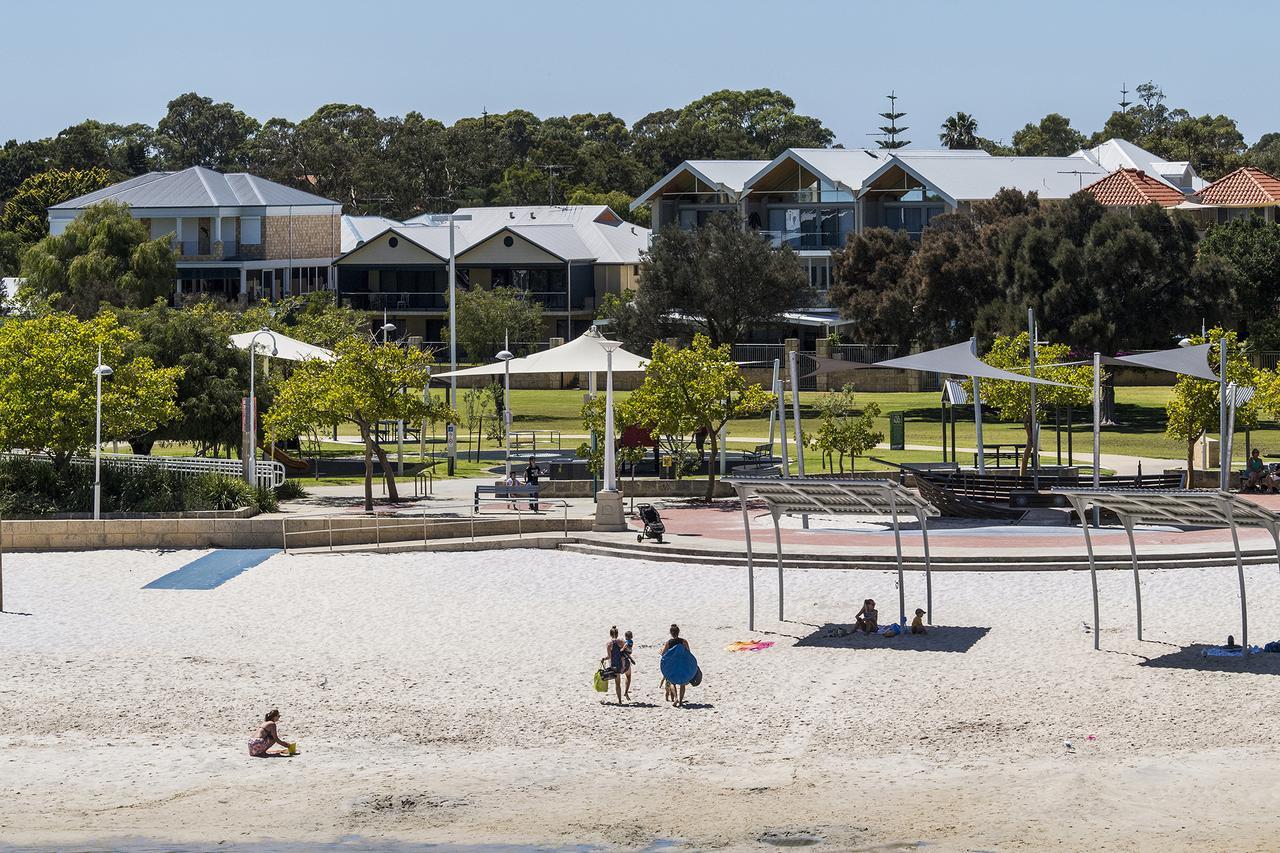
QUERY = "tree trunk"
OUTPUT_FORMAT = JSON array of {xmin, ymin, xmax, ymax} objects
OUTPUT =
[
  {"xmin": 1020, "ymin": 418, "xmax": 1033, "ymax": 475},
  {"xmin": 371, "ymin": 440, "xmax": 400, "ymax": 502},
  {"xmin": 1187, "ymin": 437, "xmax": 1196, "ymax": 485},
  {"xmin": 360, "ymin": 425, "xmax": 374, "ymax": 513},
  {"xmin": 704, "ymin": 427, "xmax": 718, "ymax": 502}
]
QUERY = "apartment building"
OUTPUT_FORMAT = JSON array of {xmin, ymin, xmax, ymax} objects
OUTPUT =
[{"xmin": 48, "ymin": 166, "xmax": 343, "ymax": 302}]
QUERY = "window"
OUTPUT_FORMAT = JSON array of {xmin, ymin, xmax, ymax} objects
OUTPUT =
[{"xmin": 241, "ymin": 217, "xmax": 262, "ymax": 245}]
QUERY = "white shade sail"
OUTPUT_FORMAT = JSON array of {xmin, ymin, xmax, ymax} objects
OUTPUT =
[
  {"xmin": 875, "ymin": 341, "xmax": 1075, "ymax": 386},
  {"xmin": 433, "ymin": 327, "xmax": 649, "ymax": 378},
  {"xmin": 229, "ymin": 331, "xmax": 335, "ymax": 362},
  {"xmin": 1111, "ymin": 342, "xmax": 1218, "ymax": 381}
]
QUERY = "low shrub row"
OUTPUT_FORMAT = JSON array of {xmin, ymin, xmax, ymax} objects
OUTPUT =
[{"xmin": 0, "ymin": 456, "xmax": 300, "ymax": 517}]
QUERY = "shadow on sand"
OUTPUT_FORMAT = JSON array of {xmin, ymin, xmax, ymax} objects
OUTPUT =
[
  {"xmin": 1140, "ymin": 644, "xmax": 1280, "ymax": 675},
  {"xmin": 795, "ymin": 623, "xmax": 990, "ymax": 653}
]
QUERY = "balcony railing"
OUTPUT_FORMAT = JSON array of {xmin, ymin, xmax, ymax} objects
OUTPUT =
[
  {"xmin": 342, "ymin": 292, "xmax": 449, "ymax": 312},
  {"xmin": 760, "ymin": 230, "xmax": 848, "ymax": 250}
]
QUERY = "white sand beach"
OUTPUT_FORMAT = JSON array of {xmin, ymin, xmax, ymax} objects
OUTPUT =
[{"xmin": 3, "ymin": 548, "xmax": 1280, "ymax": 851}]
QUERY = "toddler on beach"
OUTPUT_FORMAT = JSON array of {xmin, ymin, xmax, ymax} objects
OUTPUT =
[{"xmin": 911, "ymin": 608, "xmax": 927, "ymax": 635}]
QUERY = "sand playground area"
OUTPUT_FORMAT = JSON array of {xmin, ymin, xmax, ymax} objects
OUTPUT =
[{"xmin": 3, "ymin": 546, "xmax": 1280, "ymax": 851}]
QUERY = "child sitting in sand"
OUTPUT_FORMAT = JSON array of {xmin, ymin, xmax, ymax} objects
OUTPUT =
[
  {"xmin": 855, "ymin": 599, "xmax": 878, "ymax": 634},
  {"xmin": 248, "ymin": 708, "xmax": 295, "ymax": 757},
  {"xmin": 911, "ymin": 608, "xmax": 927, "ymax": 635}
]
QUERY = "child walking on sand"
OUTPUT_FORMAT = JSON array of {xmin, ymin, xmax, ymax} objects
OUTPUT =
[
  {"xmin": 248, "ymin": 708, "xmax": 296, "ymax": 757},
  {"xmin": 622, "ymin": 630, "xmax": 635, "ymax": 700}
]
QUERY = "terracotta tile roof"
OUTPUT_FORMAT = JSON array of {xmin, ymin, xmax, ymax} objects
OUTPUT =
[
  {"xmin": 1082, "ymin": 168, "xmax": 1187, "ymax": 207},
  {"xmin": 1194, "ymin": 166, "xmax": 1280, "ymax": 206}
]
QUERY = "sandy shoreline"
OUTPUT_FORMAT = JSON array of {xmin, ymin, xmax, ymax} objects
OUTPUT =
[{"xmin": 3, "ymin": 548, "xmax": 1280, "ymax": 851}]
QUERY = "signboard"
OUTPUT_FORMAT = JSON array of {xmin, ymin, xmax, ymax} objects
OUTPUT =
[
  {"xmin": 889, "ymin": 411, "xmax": 906, "ymax": 450},
  {"xmin": 446, "ymin": 422, "xmax": 457, "ymax": 456}
]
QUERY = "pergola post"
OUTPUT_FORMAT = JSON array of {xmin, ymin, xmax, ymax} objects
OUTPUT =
[
  {"xmin": 1120, "ymin": 514, "xmax": 1143, "ymax": 641},
  {"xmin": 1076, "ymin": 497, "xmax": 1101, "ymax": 651},
  {"xmin": 741, "ymin": 492, "xmax": 756, "ymax": 631},
  {"xmin": 916, "ymin": 507, "xmax": 933, "ymax": 625},
  {"xmin": 772, "ymin": 509, "xmax": 784, "ymax": 622},
  {"xmin": 890, "ymin": 493, "xmax": 905, "ymax": 627},
  {"xmin": 1222, "ymin": 499, "xmax": 1249, "ymax": 654}
]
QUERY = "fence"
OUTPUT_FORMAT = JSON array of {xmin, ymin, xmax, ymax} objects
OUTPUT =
[
  {"xmin": 280, "ymin": 498, "xmax": 574, "ymax": 553},
  {"xmin": 2, "ymin": 451, "xmax": 285, "ymax": 490}
]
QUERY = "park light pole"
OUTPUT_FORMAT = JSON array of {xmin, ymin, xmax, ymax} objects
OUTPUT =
[
  {"xmin": 93, "ymin": 347, "xmax": 113, "ymax": 521},
  {"xmin": 601, "ymin": 338, "xmax": 622, "ymax": 492},
  {"xmin": 247, "ymin": 328, "xmax": 278, "ymax": 487},
  {"xmin": 418, "ymin": 211, "xmax": 473, "ymax": 475},
  {"xmin": 497, "ymin": 344, "xmax": 514, "ymax": 478}
]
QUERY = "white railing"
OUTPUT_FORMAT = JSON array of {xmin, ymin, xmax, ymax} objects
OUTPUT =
[{"xmin": 3, "ymin": 451, "xmax": 284, "ymax": 489}]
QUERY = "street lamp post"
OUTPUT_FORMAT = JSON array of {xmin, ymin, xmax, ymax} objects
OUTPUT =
[
  {"xmin": 497, "ymin": 346, "xmax": 515, "ymax": 477},
  {"xmin": 93, "ymin": 347, "xmax": 113, "ymax": 521},
  {"xmin": 593, "ymin": 337, "xmax": 626, "ymax": 532},
  {"xmin": 417, "ymin": 212, "xmax": 473, "ymax": 476},
  {"xmin": 247, "ymin": 328, "xmax": 278, "ymax": 487}
]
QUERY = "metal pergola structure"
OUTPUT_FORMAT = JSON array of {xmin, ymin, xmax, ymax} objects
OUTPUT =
[
  {"xmin": 1058, "ymin": 488, "xmax": 1280, "ymax": 654},
  {"xmin": 728, "ymin": 476, "xmax": 940, "ymax": 631}
]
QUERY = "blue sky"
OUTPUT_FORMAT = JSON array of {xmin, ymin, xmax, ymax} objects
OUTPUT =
[{"xmin": 3, "ymin": 0, "xmax": 1275, "ymax": 147}]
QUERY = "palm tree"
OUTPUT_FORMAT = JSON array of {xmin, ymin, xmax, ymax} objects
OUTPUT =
[{"xmin": 939, "ymin": 112, "xmax": 980, "ymax": 149}]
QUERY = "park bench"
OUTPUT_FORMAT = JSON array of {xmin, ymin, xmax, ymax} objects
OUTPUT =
[
  {"xmin": 909, "ymin": 466, "xmax": 1185, "ymax": 519},
  {"xmin": 972, "ymin": 443, "xmax": 1025, "ymax": 468},
  {"xmin": 474, "ymin": 481, "xmax": 541, "ymax": 511}
]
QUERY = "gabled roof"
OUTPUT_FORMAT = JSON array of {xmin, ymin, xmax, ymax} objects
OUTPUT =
[
  {"xmin": 341, "ymin": 215, "xmax": 401, "ymax": 252},
  {"xmin": 334, "ymin": 223, "xmax": 452, "ymax": 264},
  {"xmin": 743, "ymin": 148, "xmax": 888, "ymax": 193},
  {"xmin": 859, "ymin": 154, "xmax": 1107, "ymax": 206},
  {"xmin": 1194, "ymin": 166, "xmax": 1280, "ymax": 207},
  {"xmin": 1082, "ymin": 168, "xmax": 1187, "ymax": 208},
  {"xmin": 631, "ymin": 159, "xmax": 767, "ymax": 208},
  {"xmin": 1076, "ymin": 139, "xmax": 1205, "ymax": 192},
  {"xmin": 50, "ymin": 166, "xmax": 340, "ymax": 210}
]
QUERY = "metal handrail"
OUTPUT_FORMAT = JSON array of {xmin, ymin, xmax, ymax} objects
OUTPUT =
[{"xmin": 280, "ymin": 498, "xmax": 574, "ymax": 553}]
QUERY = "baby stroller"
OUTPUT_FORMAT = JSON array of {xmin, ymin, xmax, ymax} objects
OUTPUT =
[{"xmin": 636, "ymin": 503, "xmax": 665, "ymax": 544}]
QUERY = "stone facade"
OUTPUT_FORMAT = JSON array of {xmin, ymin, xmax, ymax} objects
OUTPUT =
[{"xmin": 264, "ymin": 213, "xmax": 341, "ymax": 260}]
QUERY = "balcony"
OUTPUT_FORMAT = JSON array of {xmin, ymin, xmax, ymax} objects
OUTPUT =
[
  {"xmin": 761, "ymin": 230, "xmax": 849, "ymax": 250},
  {"xmin": 341, "ymin": 292, "xmax": 448, "ymax": 312}
]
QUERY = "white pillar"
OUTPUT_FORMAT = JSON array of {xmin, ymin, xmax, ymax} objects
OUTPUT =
[{"xmin": 239, "ymin": 268, "xmax": 248, "ymax": 300}]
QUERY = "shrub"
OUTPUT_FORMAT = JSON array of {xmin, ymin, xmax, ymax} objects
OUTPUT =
[
  {"xmin": 187, "ymin": 474, "xmax": 258, "ymax": 511},
  {"xmin": 254, "ymin": 486, "xmax": 279, "ymax": 513},
  {"xmin": 274, "ymin": 479, "xmax": 308, "ymax": 501}
]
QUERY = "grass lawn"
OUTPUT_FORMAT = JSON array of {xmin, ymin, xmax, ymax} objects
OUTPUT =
[{"xmin": 123, "ymin": 385, "xmax": 1276, "ymax": 477}]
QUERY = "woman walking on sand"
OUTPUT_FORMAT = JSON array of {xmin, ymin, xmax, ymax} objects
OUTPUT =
[
  {"xmin": 602, "ymin": 626, "xmax": 627, "ymax": 705},
  {"xmin": 660, "ymin": 624, "xmax": 692, "ymax": 707}
]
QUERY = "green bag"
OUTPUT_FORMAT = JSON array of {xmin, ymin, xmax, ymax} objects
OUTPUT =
[{"xmin": 593, "ymin": 669, "xmax": 608, "ymax": 692}]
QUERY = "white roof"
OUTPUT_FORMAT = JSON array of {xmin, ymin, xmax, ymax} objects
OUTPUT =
[
  {"xmin": 433, "ymin": 327, "xmax": 649, "ymax": 377},
  {"xmin": 861, "ymin": 153, "xmax": 1108, "ymax": 206},
  {"xmin": 1076, "ymin": 139, "xmax": 1206, "ymax": 192},
  {"xmin": 229, "ymin": 330, "xmax": 335, "ymax": 362},
  {"xmin": 51, "ymin": 167, "xmax": 340, "ymax": 210},
  {"xmin": 340, "ymin": 206, "xmax": 650, "ymax": 266},
  {"xmin": 632, "ymin": 160, "xmax": 767, "ymax": 208}
]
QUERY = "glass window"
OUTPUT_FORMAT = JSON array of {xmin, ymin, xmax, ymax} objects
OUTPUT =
[{"xmin": 240, "ymin": 217, "xmax": 262, "ymax": 245}]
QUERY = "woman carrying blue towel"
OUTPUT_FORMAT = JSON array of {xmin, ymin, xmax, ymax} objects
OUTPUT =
[{"xmin": 660, "ymin": 624, "xmax": 691, "ymax": 707}]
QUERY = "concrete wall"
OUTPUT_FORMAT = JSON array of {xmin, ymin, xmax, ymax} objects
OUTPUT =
[{"xmin": 1, "ymin": 515, "xmax": 595, "ymax": 552}]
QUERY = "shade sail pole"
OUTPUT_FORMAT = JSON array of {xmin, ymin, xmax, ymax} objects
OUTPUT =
[
  {"xmin": 788, "ymin": 350, "xmax": 809, "ymax": 529},
  {"xmin": 741, "ymin": 493, "xmax": 756, "ymax": 631},
  {"xmin": 1121, "ymin": 514, "xmax": 1143, "ymax": 641},
  {"xmin": 890, "ymin": 493, "xmax": 905, "ymax": 627},
  {"xmin": 1028, "ymin": 308, "xmax": 1039, "ymax": 487},
  {"xmin": 1093, "ymin": 352, "xmax": 1101, "ymax": 528},
  {"xmin": 776, "ymin": 377, "xmax": 789, "ymax": 476},
  {"xmin": 917, "ymin": 507, "xmax": 933, "ymax": 625},
  {"xmin": 1219, "ymin": 340, "xmax": 1229, "ymax": 491},
  {"xmin": 773, "ymin": 510, "xmax": 784, "ymax": 622},
  {"xmin": 970, "ymin": 337, "xmax": 985, "ymax": 474},
  {"xmin": 767, "ymin": 359, "xmax": 780, "ymax": 448}
]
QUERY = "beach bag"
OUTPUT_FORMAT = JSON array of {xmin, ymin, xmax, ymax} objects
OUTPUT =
[
  {"xmin": 593, "ymin": 669, "xmax": 608, "ymax": 692},
  {"xmin": 690, "ymin": 667, "xmax": 703, "ymax": 687}
]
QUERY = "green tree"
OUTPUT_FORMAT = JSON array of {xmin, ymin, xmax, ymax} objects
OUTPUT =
[
  {"xmin": 1011, "ymin": 113, "xmax": 1087, "ymax": 156},
  {"xmin": 1197, "ymin": 217, "xmax": 1280, "ymax": 333},
  {"xmin": 626, "ymin": 334, "xmax": 774, "ymax": 500},
  {"xmin": 1246, "ymin": 132, "xmax": 1280, "ymax": 176},
  {"xmin": 155, "ymin": 92, "xmax": 259, "ymax": 171},
  {"xmin": 0, "ymin": 312, "xmax": 182, "ymax": 468},
  {"xmin": 575, "ymin": 394, "xmax": 645, "ymax": 478},
  {"xmin": 116, "ymin": 301, "xmax": 250, "ymax": 457},
  {"xmin": 452, "ymin": 285, "xmax": 544, "ymax": 362},
  {"xmin": 292, "ymin": 104, "xmax": 397, "ymax": 212},
  {"xmin": 1165, "ymin": 329, "xmax": 1258, "ymax": 477},
  {"xmin": 0, "ymin": 230, "xmax": 23, "ymax": 276},
  {"xmin": 264, "ymin": 336, "xmax": 456, "ymax": 510},
  {"xmin": 975, "ymin": 332, "xmax": 1093, "ymax": 473},
  {"xmin": 638, "ymin": 212, "xmax": 811, "ymax": 346},
  {"xmin": 18, "ymin": 200, "xmax": 176, "ymax": 317},
  {"xmin": 594, "ymin": 290, "xmax": 665, "ymax": 357},
  {"xmin": 237, "ymin": 291, "xmax": 367, "ymax": 349},
  {"xmin": 566, "ymin": 187, "xmax": 650, "ymax": 227},
  {"xmin": 829, "ymin": 227, "xmax": 915, "ymax": 352},
  {"xmin": 0, "ymin": 166, "xmax": 115, "ymax": 245},
  {"xmin": 939, "ymin": 112, "xmax": 980, "ymax": 149},
  {"xmin": 808, "ymin": 386, "xmax": 884, "ymax": 472}
]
